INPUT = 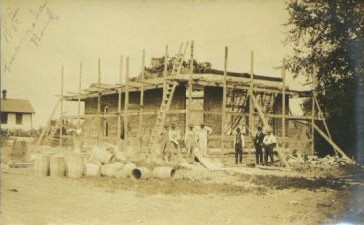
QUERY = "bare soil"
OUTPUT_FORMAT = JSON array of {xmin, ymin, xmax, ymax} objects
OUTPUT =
[{"xmin": 2, "ymin": 164, "xmax": 363, "ymax": 225}]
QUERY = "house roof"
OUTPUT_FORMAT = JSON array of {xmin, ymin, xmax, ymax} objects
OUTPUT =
[{"xmin": 1, "ymin": 98, "xmax": 35, "ymax": 113}]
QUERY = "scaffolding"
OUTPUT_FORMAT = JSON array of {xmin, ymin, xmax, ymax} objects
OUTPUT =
[{"xmin": 37, "ymin": 41, "xmax": 353, "ymax": 165}]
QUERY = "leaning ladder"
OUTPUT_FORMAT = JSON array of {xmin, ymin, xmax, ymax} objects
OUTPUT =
[{"xmin": 146, "ymin": 42, "xmax": 190, "ymax": 156}]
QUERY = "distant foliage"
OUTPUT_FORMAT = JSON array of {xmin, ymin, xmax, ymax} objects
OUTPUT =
[
  {"xmin": 0, "ymin": 128, "xmax": 40, "ymax": 137},
  {"xmin": 285, "ymin": 0, "xmax": 364, "ymax": 161}
]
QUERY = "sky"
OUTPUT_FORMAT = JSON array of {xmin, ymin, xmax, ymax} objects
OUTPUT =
[{"xmin": 1, "ymin": 0, "xmax": 307, "ymax": 128}]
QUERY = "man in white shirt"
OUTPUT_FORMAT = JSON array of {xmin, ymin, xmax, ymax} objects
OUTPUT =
[
  {"xmin": 263, "ymin": 129, "xmax": 277, "ymax": 166},
  {"xmin": 197, "ymin": 123, "xmax": 213, "ymax": 157}
]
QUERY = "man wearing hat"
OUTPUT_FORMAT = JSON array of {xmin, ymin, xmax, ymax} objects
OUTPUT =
[
  {"xmin": 197, "ymin": 123, "xmax": 213, "ymax": 157},
  {"xmin": 254, "ymin": 126, "xmax": 265, "ymax": 165},
  {"xmin": 263, "ymin": 128, "xmax": 277, "ymax": 166},
  {"xmin": 233, "ymin": 127, "xmax": 245, "ymax": 164}
]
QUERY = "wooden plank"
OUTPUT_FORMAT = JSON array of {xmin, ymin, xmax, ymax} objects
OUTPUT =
[
  {"xmin": 313, "ymin": 124, "xmax": 353, "ymax": 162},
  {"xmin": 249, "ymin": 51, "xmax": 255, "ymax": 134},
  {"xmin": 139, "ymin": 49, "xmax": 145, "ymax": 149},
  {"xmin": 77, "ymin": 62, "xmax": 82, "ymax": 129},
  {"xmin": 124, "ymin": 57, "xmax": 130, "ymax": 141}
]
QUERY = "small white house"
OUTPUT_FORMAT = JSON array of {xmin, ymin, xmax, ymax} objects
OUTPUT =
[{"xmin": 0, "ymin": 90, "xmax": 35, "ymax": 131}]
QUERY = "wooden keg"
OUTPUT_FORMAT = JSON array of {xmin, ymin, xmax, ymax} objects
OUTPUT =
[
  {"xmin": 34, "ymin": 154, "xmax": 50, "ymax": 176},
  {"xmin": 66, "ymin": 153, "xmax": 84, "ymax": 178},
  {"xmin": 50, "ymin": 156, "xmax": 66, "ymax": 177}
]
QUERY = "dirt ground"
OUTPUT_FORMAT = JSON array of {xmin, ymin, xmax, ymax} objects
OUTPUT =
[
  {"xmin": 1, "ymin": 142, "xmax": 364, "ymax": 225},
  {"xmin": 1, "ymin": 163, "xmax": 364, "ymax": 225}
]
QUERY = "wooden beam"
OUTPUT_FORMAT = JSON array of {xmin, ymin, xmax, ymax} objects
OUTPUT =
[
  {"xmin": 117, "ymin": 56, "xmax": 123, "ymax": 144},
  {"xmin": 282, "ymin": 58, "xmax": 286, "ymax": 143},
  {"xmin": 139, "ymin": 49, "xmax": 145, "ymax": 150},
  {"xmin": 187, "ymin": 40, "xmax": 194, "ymax": 130},
  {"xmin": 98, "ymin": 57, "xmax": 101, "ymax": 84},
  {"xmin": 249, "ymin": 51, "xmax": 255, "ymax": 135},
  {"xmin": 313, "ymin": 124, "xmax": 353, "ymax": 163},
  {"xmin": 311, "ymin": 68, "xmax": 316, "ymax": 155},
  {"xmin": 221, "ymin": 46, "xmax": 228, "ymax": 151},
  {"xmin": 59, "ymin": 66, "xmax": 64, "ymax": 147},
  {"xmin": 77, "ymin": 62, "xmax": 82, "ymax": 129},
  {"xmin": 124, "ymin": 57, "xmax": 130, "ymax": 142}
]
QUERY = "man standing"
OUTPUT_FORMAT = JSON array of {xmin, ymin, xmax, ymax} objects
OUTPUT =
[
  {"xmin": 168, "ymin": 122, "xmax": 181, "ymax": 161},
  {"xmin": 233, "ymin": 127, "xmax": 245, "ymax": 164},
  {"xmin": 254, "ymin": 126, "xmax": 265, "ymax": 165},
  {"xmin": 197, "ymin": 123, "xmax": 213, "ymax": 157},
  {"xmin": 185, "ymin": 124, "xmax": 197, "ymax": 160},
  {"xmin": 160, "ymin": 124, "xmax": 169, "ymax": 161},
  {"xmin": 263, "ymin": 128, "xmax": 277, "ymax": 166}
]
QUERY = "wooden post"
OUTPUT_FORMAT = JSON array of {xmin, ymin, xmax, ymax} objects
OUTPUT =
[
  {"xmin": 139, "ymin": 50, "xmax": 145, "ymax": 150},
  {"xmin": 221, "ymin": 46, "xmax": 228, "ymax": 152},
  {"xmin": 117, "ymin": 56, "xmax": 123, "ymax": 144},
  {"xmin": 249, "ymin": 51, "xmax": 254, "ymax": 135},
  {"xmin": 187, "ymin": 41, "xmax": 194, "ymax": 130},
  {"xmin": 77, "ymin": 62, "xmax": 82, "ymax": 129},
  {"xmin": 59, "ymin": 66, "xmax": 64, "ymax": 146},
  {"xmin": 97, "ymin": 58, "xmax": 101, "ymax": 145},
  {"xmin": 163, "ymin": 45, "xmax": 168, "ymax": 90},
  {"xmin": 282, "ymin": 58, "xmax": 286, "ymax": 147},
  {"xmin": 98, "ymin": 57, "xmax": 101, "ymax": 84},
  {"xmin": 124, "ymin": 57, "xmax": 130, "ymax": 142},
  {"xmin": 311, "ymin": 68, "xmax": 316, "ymax": 155}
]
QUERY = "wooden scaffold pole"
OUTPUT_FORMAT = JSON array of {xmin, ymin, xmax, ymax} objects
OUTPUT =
[
  {"xmin": 187, "ymin": 41, "xmax": 194, "ymax": 130},
  {"xmin": 282, "ymin": 58, "xmax": 286, "ymax": 147},
  {"xmin": 97, "ymin": 58, "xmax": 101, "ymax": 145},
  {"xmin": 124, "ymin": 57, "xmax": 130, "ymax": 142},
  {"xmin": 311, "ymin": 67, "xmax": 316, "ymax": 155},
  {"xmin": 249, "ymin": 51, "xmax": 255, "ymax": 135},
  {"xmin": 139, "ymin": 50, "xmax": 145, "ymax": 150},
  {"xmin": 221, "ymin": 46, "xmax": 228, "ymax": 152},
  {"xmin": 117, "ymin": 56, "xmax": 123, "ymax": 147},
  {"xmin": 59, "ymin": 66, "xmax": 64, "ymax": 146},
  {"xmin": 77, "ymin": 62, "xmax": 82, "ymax": 129}
]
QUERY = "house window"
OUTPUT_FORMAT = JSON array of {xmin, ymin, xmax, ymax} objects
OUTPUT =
[
  {"xmin": 1, "ymin": 112, "xmax": 8, "ymax": 124},
  {"xmin": 16, "ymin": 113, "xmax": 23, "ymax": 125}
]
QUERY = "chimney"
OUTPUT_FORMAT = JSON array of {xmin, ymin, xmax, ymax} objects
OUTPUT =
[{"xmin": 2, "ymin": 90, "xmax": 7, "ymax": 100}]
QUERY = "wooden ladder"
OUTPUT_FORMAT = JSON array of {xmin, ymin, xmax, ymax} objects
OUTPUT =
[
  {"xmin": 146, "ymin": 42, "xmax": 190, "ymax": 156},
  {"xmin": 37, "ymin": 99, "xmax": 60, "ymax": 145}
]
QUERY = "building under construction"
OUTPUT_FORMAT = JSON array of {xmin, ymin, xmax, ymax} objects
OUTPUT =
[{"xmin": 37, "ymin": 42, "xmax": 351, "ymax": 165}]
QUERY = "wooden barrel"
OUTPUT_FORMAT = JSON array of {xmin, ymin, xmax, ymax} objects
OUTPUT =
[
  {"xmin": 84, "ymin": 163, "xmax": 101, "ymax": 177},
  {"xmin": 100, "ymin": 162, "xmax": 124, "ymax": 177},
  {"xmin": 131, "ymin": 167, "xmax": 151, "ymax": 180},
  {"xmin": 115, "ymin": 163, "xmax": 136, "ymax": 178},
  {"xmin": 34, "ymin": 154, "xmax": 50, "ymax": 176},
  {"xmin": 50, "ymin": 156, "xmax": 66, "ymax": 177},
  {"xmin": 152, "ymin": 166, "xmax": 176, "ymax": 179},
  {"xmin": 66, "ymin": 153, "xmax": 84, "ymax": 178}
]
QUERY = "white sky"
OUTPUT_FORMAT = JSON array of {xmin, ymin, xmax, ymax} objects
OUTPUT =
[{"xmin": 1, "ymin": 0, "xmax": 308, "ymax": 128}]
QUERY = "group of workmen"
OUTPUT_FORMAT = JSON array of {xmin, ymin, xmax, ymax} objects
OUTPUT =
[
  {"xmin": 235, "ymin": 126, "xmax": 277, "ymax": 166},
  {"xmin": 159, "ymin": 122, "xmax": 213, "ymax": 162},
  {"xmin": 159, "ymin": 122, "xmax": 277, "ymax": 166}
]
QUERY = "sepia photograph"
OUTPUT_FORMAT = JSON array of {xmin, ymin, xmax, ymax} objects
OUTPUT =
[{"xmin": 1, "ymin": 0, "xmax": 363, "ymax": 224}]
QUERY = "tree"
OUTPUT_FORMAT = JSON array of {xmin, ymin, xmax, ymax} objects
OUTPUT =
[{"xmin": 285, "ymin": 0, "xmax": 364, "ymax": 162}]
